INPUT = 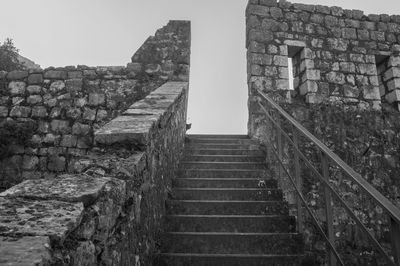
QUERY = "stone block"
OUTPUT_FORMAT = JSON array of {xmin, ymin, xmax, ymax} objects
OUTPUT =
[
  {"xmin": 316, "ymin": 5, "xmax": 330, "ymax": 14},
  {"xmin": 247, "ymin": 5, "xmax": 270, "ymax": 17},
  {"xmin": 0, "ymin": 106, "xmax": 8, "ymax": 117},
  {"xmin": 349, "ymin": 53, "xmax": 365, "ymax": 63},
  {"xmin": 264, "ymin": 66, "xmax": 278, "ymax": 76},
  {"xmin": 27, "ymin": 95, "xmax": 43, "ymax": 105},
  {"xmin": 300, "ymin": 59, "xmax": 315, "ymax": 72},
  {"xmin": 276, "ymin": 79, "xmax": 288, "ymax": 90},
  {"xmin": 340, "ymin": 62, "xmax": 356, "ymax": 73},
  {"xmin": 370, "ymin": 31, "xmax": 385, "ymax": 41},
  {"xmin": 327, "ymin": 38, "xmax": 348, "ymax": 51},
  {"xmin": 27, "ymin": 74, "xmax": 43, "ymax": 85},
  {"xmin": 49, "ymin": 80, "xmax": 66, "ymax": 92},
  {"xmin": 0, "ymin": 236, "xmax": 52, "ymax": 266},
  {"xmin": 326, "ymin": 72, "xmax": 345, "ymax": 85},
  {"xmin": 66, "ymin": 108, "xmax": 82, "ymax": 119},
  {"xmin": 300, "ymin": 48, "xmax": 313, "ymax": 59},
  {"xmin": 385, "ymin": 89, "xmax": 400, "ymax": 103},
  {"xmin": 68, "ymin": 71, "xmax": 83, "ymax": 79},
  {"xmin": 248, "ymin": 29, "xmax": 274, "ymax": 43},
  {"xmin": 387, "ymin": 78, "xmax": 400, "ymax": 91},
  {"xmin": 248, "ymin": 41, "xmax": 265, "ymax": 53},
  {"xmin": 342, "ymin": 28, "xmax": 357, "ymax": 39},
  {"xmin": 7, "ymin": 70, "xmax": 28, "ymax": 80},
  {"xmin": 388, "ymin": 56, "xmax": 400, "ymax": 67},
  {"xmin": 22, "ymin": 155, "xmax": 39, "ymax": 170},
  {"xmin": 259, "ymin": 0, "xmax": 277, "ymax": 6},
  {"xmin": 66, "ymin": 78, "xmax": 83, "ymax": 93},
  {"xmin": 10, "ymin": 106, "xmax": 31, "ymax": 117},
  {"xmin": 270, "ymin": 7, "xmax": 283, "ymax": 19},
  {"xmin": 343, "ymin": 85, "xmax": 360, "ymax": 98},
  {"xmin": 27, "ymin": 85, "xmax": 42, "ymax": 94},
  {"xmin": 299, "ymin": 80, "xmax": 318, "ymax": 95},
  {"xmin": 83, "ymin": 108, "xmax": 97, "ymax": 121},
  {"xmin": 43, "ymin": 134, "xmax": 58, "ymax": 144},
  {"xmin": 250, "ymin": 64, "xmax": 263, "ymax": 75},
  {"xmin": 60, "ymin": 135, "xmax": 78, "ymax": 147},
  {"xmin": 303, "ymin": 69, "xmax": 321, "ymax": 81},
  {"xmin": 44, "ymin": 70, "xmax": 67, "ymax": 80},
  {"xmin": 278, "ymin": 67, "xmax": 289, "ymax": 79},
  {"xmin": 0, "ymin": 197, "xmax": 83, "ymax": 241},
  {"xmin": 9, "ymin": 81, "xmax": 26, "ymax": 95},
  {"xmin": 51, "ymin": 120, "xmax": 71, "ymax": 134},
  {"xmin": 357, "ymin": 64, "xmax": 377, "ymax": 75},
  {"xmin": 273, "ymin": 55, "xmax": 288, "ymax": 66},
  {"xmin": 306, "ymin": 93, "xmax": 323, "ymax": 104},
  {"xmin": 72, "ymin": 123, "xmax": 91, "ymax": 135},
  {"xmin": 363, "ymin": 86, "xmax": 381, "ymax": 100},
  {"xmin": 249, "ymin": 53, "xmax": 273, "ymax": 65},
  {"xmin": 32, "ymin": 106, "xmax": 48, "ymax": 118},
  {"xmin": 48, "ymin": 156, "xmax": 66, "ymax": 172}
]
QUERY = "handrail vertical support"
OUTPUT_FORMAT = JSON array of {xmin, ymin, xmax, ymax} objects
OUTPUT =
[
  {"xmin": 277, "ymin": 114, "xmax": 283, "ymax": 181},
  {"xmin": 390, "ymin": 217, "xmax": 400, "ymax": 265},
  {"xmin": 321, "ymin": 152, "xmax": 336, "ymax": 266},
  {"xmin": 293, "ymin": 130, "xmax": 303, "ymax": 233}
]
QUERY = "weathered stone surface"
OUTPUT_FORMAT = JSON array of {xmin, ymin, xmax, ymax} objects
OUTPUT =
[
  {"xmin": 88, "ymin": 93, "xmax": 105, "ymax": 106},
  {"xmin": 10, "ymin": 106, "xmax": 31, "ymax": 117},
  {"xmin": 326, "ymin": 72, "xmax": 346, "ymax": 84},
  {"xmin": 51, "ymin": 120, "xmax": 70, "ymax": 134},
  {"xmin": 0, "ymin": 197, "xmax": 83, "ymax": 241},
  {"xmin": 27, "ymin": 74, "xmax": 43, "ymax": 85},
  {"xmin": 44, "ymin": 70, "xmax": 67, "ymax": 80},
  {"xmin": 0, "ymin": 236, "xmax": 52, "ymax": 266},
  {"xmin": 49, "ymin": 80, "xmax": 66, "ymax": 92},
  {"xmin": 0, "ymin": 175, "xmax": 125, "ymax": 207},
  {"xmin": 249, "ymin": 53, "xmax": 273, "ymax": 65},
  {"xmin": 31, "ymin": 106, "xmax": 48, "ymax": 118},
  {"xmin": 9, "ymin": 81, "xmax": 26, "ymax": 95},
  {"xmin": 7, "ymin": 70, "xmax": 28, "ymax": 80}
]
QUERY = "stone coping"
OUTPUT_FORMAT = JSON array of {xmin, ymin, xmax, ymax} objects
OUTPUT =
[{"xmin": 94, "ymin": 81, "xmax": 188, "ymax": 146}]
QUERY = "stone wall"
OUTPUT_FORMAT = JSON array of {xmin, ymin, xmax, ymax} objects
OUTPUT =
[
  {"xmin": 0, "ymin": 20, "xmax": 190, "ymax": 191},
  {"xmin": 0, "ymin": 81, "xmax": 189, "ymax": 265},
  {"xmin": 246, "ymin": 0, "xmax": 400, "ymax": 137}
]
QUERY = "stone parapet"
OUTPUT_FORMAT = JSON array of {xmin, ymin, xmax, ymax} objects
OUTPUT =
[
  {"xmin": 0, "ymin": 80, "xmax": 189, "ymax": 265},
  {"xmin": 0, "ymin": 20, "xmax": 191, "ymax": 191}
]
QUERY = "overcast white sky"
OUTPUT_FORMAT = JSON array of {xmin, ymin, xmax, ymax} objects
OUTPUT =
[{"xmin": 1, "ymin": 0, "xmax": 400, "ymax": 133}]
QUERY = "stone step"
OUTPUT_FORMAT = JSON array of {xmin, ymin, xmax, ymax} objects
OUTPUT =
[
  {"xmin": 181, "ymin": 162, "xmax": 267, "ymax": 170},
  {"xmin": 161, "ymin": 232, "xmax": 304, "ymax": 254},
  {"xmin": 166, "ymin": 200, "xmax": 289, "ymax": 215},
  {"xmin": 157, "ymin": 253, "xmax": 304, "ymax": 266},
  {"xmin": 172, "ymin": 188, "xmax": 282, "ymax": 201},
  {"xmin": 179, "ymin": 169, "xmax": 268, "ymax": 179},
  {"xmin": 165, "ymin": 215, "xmax": 296, "ymax": 233},
  {"xmin": 172, "ymin": 178, "xmax": 277, "ymax": 188},
  {"xmin": 187, "ymin": 134, "xmax": 249, "ymax": 139},
  {"xmin": 185, "ymin": 143, "xmax": 261, "ymax": 150},
  {"xmin": 186, "ymin": 138, "xmax": 256, "ymax": 144},
  {"xmin": 183, "ymin": 155, "xmax": 265, "ymax": 162},
  {"xmin": 185, "ymin": 149, "xmax": 265, "ymax": 156}
]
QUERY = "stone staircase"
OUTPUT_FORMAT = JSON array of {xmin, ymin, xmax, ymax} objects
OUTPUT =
[{"xmin": 157, "ymin": 134, "xmax": 304, "ymax": 266}]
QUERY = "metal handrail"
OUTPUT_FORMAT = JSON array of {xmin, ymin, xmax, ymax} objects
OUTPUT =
[{"xmin": 255, "ymin": 89, "xmax": 400, "ymax": 265}]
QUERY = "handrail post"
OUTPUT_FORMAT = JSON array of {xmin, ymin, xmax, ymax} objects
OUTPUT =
[
  {"xmin": 293, "ymin": 129, "xmax": 303, "ymax": 233},
  {"xmin": 321, "ymin": 152, "xmax": 336, "ymax": 266},
  {"xmin": 390, "ymin": 218, "xmax": 400, "ymax": 265},
  {"xmin": 277, "ymin": 114, "xmax": 283, "ymax": 181}
]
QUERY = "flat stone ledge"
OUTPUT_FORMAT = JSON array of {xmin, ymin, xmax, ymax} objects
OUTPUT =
[
  {"xmin": 0, "ymin": 197, "xmax": 83, "ymax": 242},
  {"xmin": 0, "ymin": 236, "xmax": 52, "ymax": 266},
  {"xmin": 0, "ymin": 175, "xmax": 122, "ymax": 207},
  {"xmin": 95, "ymin": 81, "xmax": 188, "ymax": 146}
]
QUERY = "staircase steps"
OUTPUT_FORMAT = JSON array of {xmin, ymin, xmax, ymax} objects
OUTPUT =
[{"xmin": 158, "ymin": 134, "xmax": 304, "ymax": 266}]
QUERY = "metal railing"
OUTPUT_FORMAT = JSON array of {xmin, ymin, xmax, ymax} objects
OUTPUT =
[{"xmin": 255, "ymin": 89, "xmax": 400, "ymax": 266}]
